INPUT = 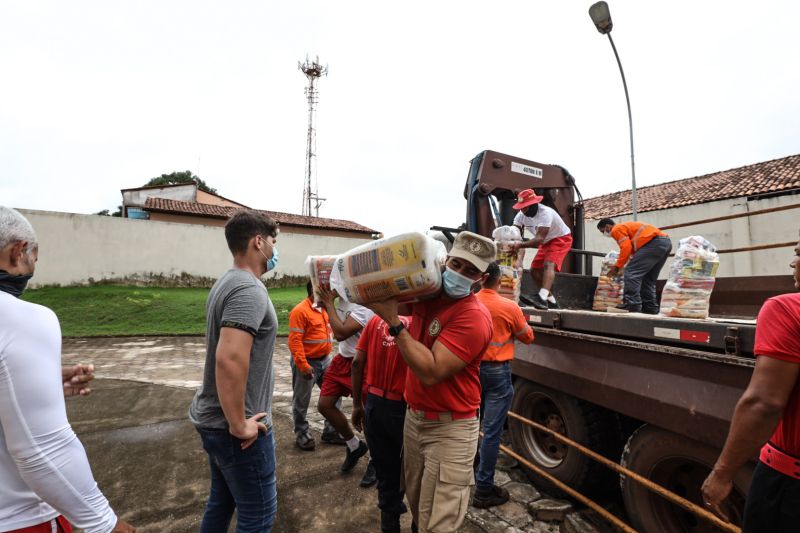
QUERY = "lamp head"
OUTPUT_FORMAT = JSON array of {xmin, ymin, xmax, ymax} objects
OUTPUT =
[{"xmin": 589, "ymin": 1, "xmax": 613, "ymax": 34}]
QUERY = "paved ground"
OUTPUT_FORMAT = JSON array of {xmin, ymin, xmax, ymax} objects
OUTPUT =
[{"xmin": 62, "ymin": 336, "xmax": 610, "ymax": 532}]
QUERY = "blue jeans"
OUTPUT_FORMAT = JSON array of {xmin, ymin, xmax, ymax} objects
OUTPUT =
[
  {"xmin": 476, "ymin": 361, "xmax": 514, "ymax": 491},
  {"xmin": 198, "ymin": 427, "xmax": 277, "ymax": 533}
]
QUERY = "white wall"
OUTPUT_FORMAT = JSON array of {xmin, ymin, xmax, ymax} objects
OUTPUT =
[
  {"xmin": 20, "ymin": 209, "xmax": 373, "ymax": 287},
  {"xmin": 583, "ymin": 194, "xmax": 800, "ymax": 278}
]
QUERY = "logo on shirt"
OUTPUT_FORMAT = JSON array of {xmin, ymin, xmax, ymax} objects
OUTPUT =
[{"xmin": 428, "ymin": 318, "xmax": 441, "ymax": 337}]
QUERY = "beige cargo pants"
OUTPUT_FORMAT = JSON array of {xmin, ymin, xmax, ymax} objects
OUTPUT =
[{"xmin": 403, "ymin": 410, "xmax": 479, "ymax": 532}]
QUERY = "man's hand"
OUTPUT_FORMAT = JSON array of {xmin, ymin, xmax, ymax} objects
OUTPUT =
[
  {"xmin": 111, "ymin": 519, "xmax": 136, "ymax": 532},
  {"xmin": 365, "ymin": 298, "xmax": 399, "ymax": 325},
  {"xmin": 62, "ymin": 364, "xmax": 95, "ymax": 397},
  {"xmin": 302, "ymin": 367, "xmax": 314, "ymax": 381},
  {"xmin": 607, "ymin": 266, "xmax": 621, "ymax": 278},
  {"xmin": 510, "ymin": 242, "xmax": 522, "ymax": 252},
  {"xmin": 230, "ymin": 412, "xmax": 269, "ymax": 450},
  {"xmin": 317, "ymin": 286, "xmax": 337, "ymax": 309},
  {"xmin": 351, "ymin": 405, "xmax": 365, "ymax": 432},
  {"xmin": 701, "ymin": 469, "xmax": 733, "ymax": 522}
]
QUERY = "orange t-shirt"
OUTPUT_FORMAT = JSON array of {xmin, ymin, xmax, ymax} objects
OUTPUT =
[
  {"xmin": 288, "ymin": 297, "xmax": 333, "ymax": 373},
  {"xmin": 475, "ymin": 289, "xmax": 534, "ymax": 362},
  {"xmin": 610, "ymin": 221, "xmax": 668, "ymax": 268}
]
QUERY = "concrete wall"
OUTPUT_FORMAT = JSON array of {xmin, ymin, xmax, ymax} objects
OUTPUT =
[
  {"xmin": 582, "ymin": 194, "xmax": 800, "ymax": 278},
  {"xmin": 19, "ymin": 209, "xmax": 374, "ymax": 287}
]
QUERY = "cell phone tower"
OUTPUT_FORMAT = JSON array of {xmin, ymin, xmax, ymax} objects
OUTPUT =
[{"xmin": 299, "ymin": 55, "xmax": 328, "ymax": 217}]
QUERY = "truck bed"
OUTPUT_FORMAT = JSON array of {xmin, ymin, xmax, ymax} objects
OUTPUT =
[{"xmin": 520, "ymin": 307, "xmax": 756, "ymax": 357}]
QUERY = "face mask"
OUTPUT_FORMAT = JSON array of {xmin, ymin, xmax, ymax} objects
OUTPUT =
[
  {"xmin": 257, "ymin": 238, "xmax": 278, "ymax": 272},
  {"xmin": 603, "ymin": 230, "xmax": 612, "ymax": 238},
  {"xmin": 525, "ymin": 204, "xmax": 539, "ymax": 217},
  {"xmin": 0, "ymin": 270, "xmax": 33, "ymax": 298},
  {"xmin": 442, "ymin": 267, "xmax": 476, "ymax": 299}
]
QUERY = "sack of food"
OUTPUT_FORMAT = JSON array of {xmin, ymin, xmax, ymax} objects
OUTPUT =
[
  {"xmin": 592, "ymin": 251, "xmax": 624, "ymax": 311},
  {"xmin": 492, "ymin": 225, "xmax": 523, "ymax": 302},
  {"xmin": 306, "ymin": 255, "xmax": 337, "ymax": 305},
  {"xmin": 329, "ymin": 232, "xmax": 447, "ymax": 304},
  {"xmin": 659, "ymin": 236, "xmax": 719, "ymax": 319}
]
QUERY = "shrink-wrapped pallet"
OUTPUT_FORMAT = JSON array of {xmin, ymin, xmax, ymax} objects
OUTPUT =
[
  {"xmin": 306, "ymin": 255, "xmax": 337, "ymax": 305},
  {"xmin": 329, "ymin": 232, "xmax": 447, "ymax": 305},
  {"xmin": 492, "ymin": 226, "xmax": 523, "ymax": 302},
  {"xmin": 659, "ymin": 236, "xmax": 719, "ymax": 319},
  {"xmin": 592, "ymin": 251, "xmax": 625, "ymax": 311}
]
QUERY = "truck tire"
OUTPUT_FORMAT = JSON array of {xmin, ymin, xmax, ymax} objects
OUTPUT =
[
  {"xmin": 509, "ymin": 380, "xmax": 621, "ymax": 496},
  {"xmin": 621, "ymin": 425, "xmax": 753, "ymax": 532}
]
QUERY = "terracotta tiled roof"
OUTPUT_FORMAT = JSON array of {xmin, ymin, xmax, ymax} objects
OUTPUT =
[
  {"xmin": 143, "ymin": 197, "xmax": 378, "ymax": 235},
  {"xmin": 582, "ymin": 154, "xmax": 800, "ymax": 219}
]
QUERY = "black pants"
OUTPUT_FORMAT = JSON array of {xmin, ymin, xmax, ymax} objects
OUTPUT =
[
  {"xmin": 743, "ymin": 461, "xmax": 800, "ymax": 532},
  {"xmin": 365, "ymin": 393, "xmax": 407, "ymax": 515},
  {"xmin": 623, "ymin": 235, "xmax": 672, "ymax": 308}
]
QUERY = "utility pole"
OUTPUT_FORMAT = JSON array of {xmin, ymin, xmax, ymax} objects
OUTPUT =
[{"xmin": 299, "ymin": 55, "xmax": 328, "ymax": 217}]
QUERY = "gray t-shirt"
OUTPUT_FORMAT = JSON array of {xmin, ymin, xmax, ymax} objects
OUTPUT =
[{"xmin": 189, "ymin": 269, "xmax": 277, "ymax": 430}]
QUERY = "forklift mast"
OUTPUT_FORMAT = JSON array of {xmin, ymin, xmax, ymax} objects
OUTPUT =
[{"xmin": 463, "ymin": 150, "xmax": 585, "ymax": 274}]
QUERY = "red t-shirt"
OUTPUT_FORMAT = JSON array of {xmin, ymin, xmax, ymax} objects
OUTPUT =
[
  {"xmin": 356, "ymin": 315, "xmax": 412, "ymax": 397},
  {"xmin": 404, "ymin": 294, "xmax": 493, "ymax": 414},
  {"xmin": 755, "ymin": 293, "xmax": 800, "ymax": 456}
]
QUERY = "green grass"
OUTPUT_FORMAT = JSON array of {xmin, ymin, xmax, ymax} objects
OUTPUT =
[{"xmin": 22, "ymin": 285, "xmax": 306, "ymax": 337}]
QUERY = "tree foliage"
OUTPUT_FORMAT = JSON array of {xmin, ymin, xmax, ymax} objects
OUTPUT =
[{"xmin": 145, "ymin": 170, "xmax": 217, "ymax": 194}]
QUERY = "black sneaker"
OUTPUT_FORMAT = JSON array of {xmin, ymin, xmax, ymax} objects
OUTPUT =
[
  {"xmin": 547, "ymin": 299, "xmax": 560, "ymax": 309},
  {"xmin": 530, "ymin": 294, "xmax": 549, "ymax": 310},
  {"xmin": 616, "ymin": 302, "xmax": 642, "ymax": 313},
  {"xmin": 360, "ymin": 460, "xmax": 377, "ymax": 487},
  {"xmin": 321, "ymin": 432, "xmax": 347, "ymax": 445},
  {"xmin": 642, "ymin": 306, "xmax": 660, "ymax": 315},
  {"xmin": 380, "ymin": 511, "xmax": 401, "ymax": 533},
  {"xmin": 295, "ymin": 433, "xmax": 315, "ymax": 451},
  {"xmin": 341, "ymin": 440, "xmax": 368, "ymax": 472},
  {"xmin": 472, "ymin": 484, "xmax": 510, "ymax": 509}
]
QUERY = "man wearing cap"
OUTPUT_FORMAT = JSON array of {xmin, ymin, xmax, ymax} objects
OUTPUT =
[
  {"xmin": 596, "ymin": 218, "xmax": 672, "ymax": 314},
  {"xmin": 366, "ymin": 231, "xmax": 494, "ymax": 533},
  {"xmin": 511, "ymin": 189, "xmax": 573, "ymax": 310}
]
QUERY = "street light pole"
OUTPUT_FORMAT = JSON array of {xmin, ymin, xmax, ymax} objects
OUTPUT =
[{"xmin": 589, "ymin": 1, "xmax": 638, "ymax": 220}]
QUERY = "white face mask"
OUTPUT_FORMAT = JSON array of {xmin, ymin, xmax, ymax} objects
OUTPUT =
[{"xmin": 603, "ymin": 230, "xmax": 612, "ymax": 238}]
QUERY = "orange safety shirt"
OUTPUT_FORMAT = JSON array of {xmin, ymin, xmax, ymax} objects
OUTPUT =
[
  {"xmin": 610, "ymin": 221, "xmax": 668, "ymax": 269},
  {"xmin": 475, "ymin": 288, "xmax": 535, "ymax": 362},
  {"xmin": 288, "ymin": 297, "xmax": 333, "ymax": 374}
]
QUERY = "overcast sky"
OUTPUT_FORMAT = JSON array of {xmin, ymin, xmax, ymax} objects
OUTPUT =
[{"xmin": 2, "ymin": 1, "xmax": 799, "ymax": 237}]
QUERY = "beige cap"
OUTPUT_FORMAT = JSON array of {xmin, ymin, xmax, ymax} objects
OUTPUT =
[{"xmin": 448, "ymin": 231, "xmax": 497, "ymax": 273}]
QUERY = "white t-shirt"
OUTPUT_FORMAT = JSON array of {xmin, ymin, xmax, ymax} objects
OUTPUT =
[
  {"xmin": 513, "ymin": 204, "xmax": 571, "ymax": 244},
  {"xmin": 0, "ymin": 292, "xmax": 117, "ymax": 532},
  {"xmin": 335, "ymin": 301, "xmax": 374, "ymax": 359}
]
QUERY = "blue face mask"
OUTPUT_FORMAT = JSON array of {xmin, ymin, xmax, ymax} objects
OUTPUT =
[
  {"xmin": 442, "ymin": 267, "xmax": 475, "ymax": 299},
  {"xmin": 267, "ymin": 246, "xmax": 279, "ymax": 271},
  {"xmin": 258, "ymin": 239, "xmax": 278, "ymax": 272}
]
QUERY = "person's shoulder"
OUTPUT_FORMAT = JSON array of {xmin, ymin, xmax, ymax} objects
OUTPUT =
[
  {"xmin": 764, "ymin": 293, "xmax": 800, "ymax": 315},
  {"xmin": 0, "ymin": 294, "xmax": 59, "ymax": 328},
  {"xmin": 290, "ymin": 299, "xmax": 307, "ymax": 315}
]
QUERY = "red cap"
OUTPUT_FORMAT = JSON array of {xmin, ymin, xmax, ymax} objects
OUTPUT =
[{"xmin": 512, "ymin": 189, "xmax": 544, "ymax": 210}]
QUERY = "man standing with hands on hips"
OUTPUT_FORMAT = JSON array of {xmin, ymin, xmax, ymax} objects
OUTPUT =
[
  {"xmin": 189, "ymin": 209, "xmax": 280, "ymax": 532},
  {"xmin": 367, "ymin": 231, "xmax": 495, "ymax": 533}
]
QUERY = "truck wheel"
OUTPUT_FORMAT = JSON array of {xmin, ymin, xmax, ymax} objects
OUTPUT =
[
  {"xmin": 621, "ymin": 425, "xmax": 753, "ymax": 532},
  {"xmin": 509, "ymin": 380, "xmax": 621, "ymax": 496}
]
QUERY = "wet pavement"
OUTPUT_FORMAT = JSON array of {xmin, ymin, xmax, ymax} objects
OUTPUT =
[{"xmin": 62, "ymin": 337, "xmax": 608, "ymax": 532}]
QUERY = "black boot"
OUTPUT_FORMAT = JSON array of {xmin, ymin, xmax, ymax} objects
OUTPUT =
[{"xmin": 380, "ymin": 511, "xmax": 401, "ymax": 533}]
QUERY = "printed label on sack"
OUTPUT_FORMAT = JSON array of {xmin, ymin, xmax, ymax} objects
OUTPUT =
[
  {"xmin": 348, "ymin": 239, "xmax": 420, "ymax": 277},
  {"xmin": 511, "ymin": 162, "xmax": 543, "ymax": 179}
]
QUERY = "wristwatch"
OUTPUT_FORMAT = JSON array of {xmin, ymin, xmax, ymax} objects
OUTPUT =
[{"xmin": 388, "ymin": 322, "xmax": 405, "ymax": 337}]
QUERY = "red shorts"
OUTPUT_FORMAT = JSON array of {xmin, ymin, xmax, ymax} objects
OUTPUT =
[
  {"xmin": 531, "ymin": 234, "xmax": 573, "ymax": 272},
  {"xmin": 9, "ymin": 517, "xmax": 73, "ymax": 533},
  {"xmin": 320, "ymin": 353, "xmax": 368, "ymax": 399}
]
